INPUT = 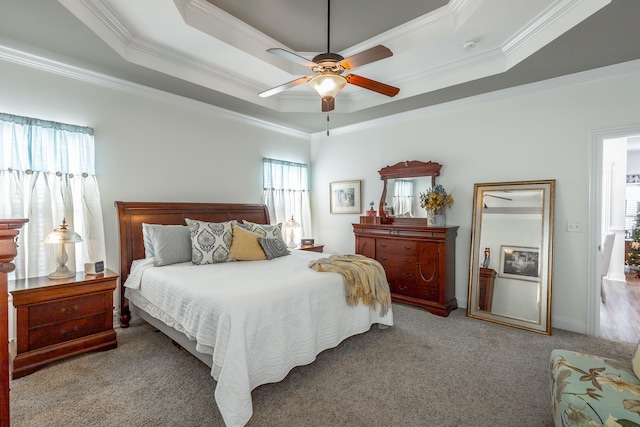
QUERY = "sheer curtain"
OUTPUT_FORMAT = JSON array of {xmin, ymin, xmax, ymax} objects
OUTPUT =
[
  {"xmin": 262, "ymin": 158, "xmax": 311, "ymax": 245},
  {"xmin": 0, "ymin": 113, "xmax": 106, "ymax": 279},
  {"xmin": 392, "ymin": 179, "xmax": 415, "ymax": 217}
]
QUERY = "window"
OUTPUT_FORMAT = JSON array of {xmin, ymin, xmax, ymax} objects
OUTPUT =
[
  {"xmin": 625, "ymin": 175, "xmax": 640, "ymax": 237},
  {"xmin": 262, "ymin": 158, "xmax": 311, "ymax": 245},
  {"xmin": 0, "ymin": 113, "xmax": 105, "ymax": 279}
]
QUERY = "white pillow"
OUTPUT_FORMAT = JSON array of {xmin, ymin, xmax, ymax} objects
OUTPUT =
[
  {"xmin": 185, "ymin": 218, "xmax": 234, "ymax": 264},
  {"xmin": 143, "ymin": 224, "xmax": 192, "ymax": 267},
  {"xmin": 142, "ymin": 223, "xmax": 155, "ymax": 258}
]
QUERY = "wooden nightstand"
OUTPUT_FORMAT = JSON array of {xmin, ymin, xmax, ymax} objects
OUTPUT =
[
  {"xmin": 9, "ymin": 270, "xmax": 118, "ymax": 379},
  {"xmin": 298, "ymin": 244, "xmax": 324, "ymax": 253}
]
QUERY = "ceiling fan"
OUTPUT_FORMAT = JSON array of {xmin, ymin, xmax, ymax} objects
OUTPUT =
[{"xmin": 258, "ymin": 0, "xmax": 400, "ymax": 112}]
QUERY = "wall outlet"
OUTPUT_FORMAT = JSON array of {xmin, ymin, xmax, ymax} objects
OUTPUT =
[{"xmin": 567, "ymin": 221, "xmax": 582, "ymax": 232}]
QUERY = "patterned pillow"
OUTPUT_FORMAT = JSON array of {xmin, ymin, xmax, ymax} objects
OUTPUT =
[
  {"xmin": 185, "ymin": 218, "xmax": 234, "ymax": 264},
  {"xmin": 144, "ymin": 224, "xmax": 191, "ymax": 266},
  {"xmin": 242, "ymin": 220, "xmax": 283, "ymax": 238},
  {"xmin": 633, "ymin": 340, "xmax": 640, "ymax": 379},
  {"xmin": 258, "ymin": 236, "xmax": 290, "ymax": 260},
  {"xmin": 228, "ymin": 223, "xmax": 266, "ymax": 261}
]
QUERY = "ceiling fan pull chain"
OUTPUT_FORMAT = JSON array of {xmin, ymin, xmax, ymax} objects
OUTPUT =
[{"xmin": 326, "ymin": 114, "xmax": 330, "ymax": 136}]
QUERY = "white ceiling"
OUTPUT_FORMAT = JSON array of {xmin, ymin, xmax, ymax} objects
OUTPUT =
[{"xmin": 1, "ymin": 0, "xmax": 639, "ymax": 134}]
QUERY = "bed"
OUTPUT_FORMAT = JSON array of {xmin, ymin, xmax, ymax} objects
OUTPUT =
[{"xmin": 115, "ymin": 201, "xmax": 393, "ymax": 427}]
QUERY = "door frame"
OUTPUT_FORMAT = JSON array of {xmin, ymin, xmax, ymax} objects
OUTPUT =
[{"xmin": 588, "ymin": 124, "xmax": 640, "ymax": 336}]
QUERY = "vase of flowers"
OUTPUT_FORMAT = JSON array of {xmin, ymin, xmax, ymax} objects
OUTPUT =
[{"xmin": 419, "ymin": 184, "xmax": 453, "ymax": 226}]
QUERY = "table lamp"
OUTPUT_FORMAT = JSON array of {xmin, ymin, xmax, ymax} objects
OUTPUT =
[
  {"xmin": 286, "ymin": 216, "xmax": 298, "ymax": 249},
  {"xmin": 43, "ymin": 218, "xmax": 83, "ymax": 279}
]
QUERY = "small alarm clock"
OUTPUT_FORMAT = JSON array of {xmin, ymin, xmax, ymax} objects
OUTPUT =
[{"xmin": 85, "ymin": 261, "xmax": 104, "ymax": 275}]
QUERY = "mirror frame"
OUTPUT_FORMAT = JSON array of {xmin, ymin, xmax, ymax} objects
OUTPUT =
[
  {"xmin": 467, "ymin": 180, "xmax": 555, "ymax": 334},
  {"xmin": 378, "ymin": 160, "xmax": 442, "ymax": 224}
]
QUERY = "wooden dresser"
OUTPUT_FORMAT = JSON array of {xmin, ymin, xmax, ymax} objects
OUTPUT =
[
  {"xmin": 1, "ymin": 218, "xmax": 27, "ymax": 427},
  {"xmin": 9, "ymin": 270, "xmax": 118, "ymax": 379},
  {"xmin": 477, "ymin": 268, "xmax": 497, "ymax": 311},
  {"xmin": 353, "ymin": 221, "xmax": 458, "ymax": 316}
]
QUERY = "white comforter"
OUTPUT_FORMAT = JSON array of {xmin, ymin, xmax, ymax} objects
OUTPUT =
[{"xmin": 124, "ymin": 250, "xmax": 393, "ymax": 427}]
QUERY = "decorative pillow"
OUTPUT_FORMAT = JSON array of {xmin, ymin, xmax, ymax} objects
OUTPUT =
[
  {"xmin": 142, "ymin": 223, "xmax": 156, "ymax": 258},
  {"xmin": 633, "ymin": 340, "xmax": 640, "ymax": 379},
  {"xmin": 258, "ymin": 236, "xmax": 290, "ymax": 260},
  {"xmin": 185, "ymin": 218, "xmax": 234, "ymax": 264},
  {"xmin": 143, "ymin": 224, "xmax": 191, "ymax": 266},
  {"xmin": 242, "ymin": 221, "xmax": 283, "ymax": 238},
  {"xmin": 228, "ymin": 223, "xmax": 266, "ymax": 261}
]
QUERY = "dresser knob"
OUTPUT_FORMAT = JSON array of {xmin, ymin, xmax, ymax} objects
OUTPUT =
[
  {"xmin": 380, "ymin": 257, "xmax": 387, "ymax": 261},
  {"xmin": 380, "ymin": 243, "xmax": 387, "ymax": 247},
  {"xmin": 60, "ymin": 307, "xmax": 66, "ymax": 314},
  {"xmin": 73, "ymin": 305, "xmax": 79, "ymax": 311},
  {"xmin": 60, "ymin": 329, "xmax": 66, "ymax": 335},
  {"xmin": 404, "ymin": 246, "xmax": 411, "ymax": 250},
  {"xmin": 403, "ymin": 273, "xmax": 412, "ymax": 278}
]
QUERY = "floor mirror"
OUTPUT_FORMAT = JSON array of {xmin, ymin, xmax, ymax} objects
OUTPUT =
[{"xmin": 467, "ymin": 180, "xmax": 555, "ymax": 334}]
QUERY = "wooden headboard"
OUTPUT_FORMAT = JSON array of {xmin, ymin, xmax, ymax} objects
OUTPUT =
[{"xmin": 115, "ymin": 201, "xmax": 270, "ymax": 327}]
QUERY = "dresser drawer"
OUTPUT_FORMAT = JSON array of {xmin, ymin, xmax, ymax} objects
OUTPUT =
[
  {"xmin": 377, "ymin": 239, "xmax": 416, "ymax": 255},
  {"xmin": 412, "ymin": 286, "xmax": 439, "ymax": 302},
  {"xmin": 376, "ymin": 252, "xmax": 416, "ymax": 268},
  {"xmin": 28, "ymin": 293, "xmax": 107, "ymax": 327},
  {"xmin": 28, "ymin": 313, "xmax": 107, "ymax": 350}
]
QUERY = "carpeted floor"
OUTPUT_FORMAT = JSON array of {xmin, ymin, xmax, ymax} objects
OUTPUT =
[{"xmin": 9, "ymin": 303, "xmax": 635, "ymax": 427}]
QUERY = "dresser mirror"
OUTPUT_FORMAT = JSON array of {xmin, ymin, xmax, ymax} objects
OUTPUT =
[
  {"xmin": 383, "ymin": 177, "xmax": 433, "ymax": 218},
  {"xmin": 378, "ymin": 160, "xmax": 442, "ymax": 224},
  {"xmin": 467, "ymin": 180, "xmax": 555, "ymax": 334}
]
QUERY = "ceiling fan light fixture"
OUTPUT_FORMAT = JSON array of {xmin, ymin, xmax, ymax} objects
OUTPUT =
[{"xmin": 309, "ymin": 73, "xmax": 347, "ymax": 100}]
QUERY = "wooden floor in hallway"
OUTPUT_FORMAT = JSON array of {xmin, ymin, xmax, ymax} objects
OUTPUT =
[{"xmin": 600, "ymin": 272, "xmax": 640, "ymax": 343}]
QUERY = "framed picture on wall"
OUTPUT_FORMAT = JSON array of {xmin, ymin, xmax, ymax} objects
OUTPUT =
[
  {"xmin": 499, "ymin": 245, "xmax": 540, "ymax": 281},
  {"xmin": 330, "ymin": 180, "xmax": 361, "ymax": 214}
]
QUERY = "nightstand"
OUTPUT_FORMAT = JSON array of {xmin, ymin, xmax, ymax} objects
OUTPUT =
[
  {"xmin": 298, "ymin": 244, "xmax": 324, "ymax": 253},
  {"xmin": 9, "ymin": 270, "xmax": 118, "ymax": 379}
]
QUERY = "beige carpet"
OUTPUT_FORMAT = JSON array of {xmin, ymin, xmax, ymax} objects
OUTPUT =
[{"xmin": 10, "ymin": 303, "xmax": 635, "ymax": 426}]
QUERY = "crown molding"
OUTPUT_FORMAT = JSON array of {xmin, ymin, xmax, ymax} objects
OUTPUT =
[
  {"xmin": 0, "ymin": 42, "xmax": 309, "ymax": 139},
  {"xmin": 312, "ymin": 58, "xmax": 640, "ymax": 138},
  {"xmin": 2, "ymin": 37, "xmax": 636, "ymax": 142}
]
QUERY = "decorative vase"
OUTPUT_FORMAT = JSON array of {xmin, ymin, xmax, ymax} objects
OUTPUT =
[{"xmin": 427, "ymin": 208, "xmax": 446, "ymax": 226}]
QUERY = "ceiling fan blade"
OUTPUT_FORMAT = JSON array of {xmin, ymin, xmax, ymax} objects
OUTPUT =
[
  {"xmin": 345, "ymin": 74, "xmax": 400, "ymax": 97},
  {"xmin": 484, "ymin": 193, "xmax": 513, "ymax": 201},
  {"xmin": 339, "ymin": 45, "xmax": 393, "ymax": 70},
  {"xmin": 259, "ymin": 76, "xmax": 311, "ymax": 98},
  {"xmin": 267, "ymin": 48, "xmax": 317, "ymax": 68},
  {"xmin": 321, "ymin": 98, "xmax": 335, "ymax": 112}
]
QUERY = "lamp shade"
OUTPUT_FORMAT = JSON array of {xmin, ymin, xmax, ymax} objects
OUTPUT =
[
  {"xmin": 308, "ymin": 73, "xmax": 347, "ymax": 100},
  {"xmin": 43, "ymin": 218, "xmax": 83, "ymax": 279},
  {"xmin": 43, "ymin": 219, "xmax": 83, "ymax": 244}
]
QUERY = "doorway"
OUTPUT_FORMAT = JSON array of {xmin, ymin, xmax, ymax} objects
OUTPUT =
[{"xmin": 594, "ymin": 127, "xmax": 640, "ymax": 343}]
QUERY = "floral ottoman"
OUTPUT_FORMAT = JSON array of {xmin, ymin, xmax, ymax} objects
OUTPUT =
[{"xmin": 550, "ymin": 347, "xmax": 640, "ymax": 426}]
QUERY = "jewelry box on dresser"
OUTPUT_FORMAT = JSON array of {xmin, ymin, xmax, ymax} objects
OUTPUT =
[{"xmin": 353, "ymin": 161, "xmax": 457, "ymax": 317}]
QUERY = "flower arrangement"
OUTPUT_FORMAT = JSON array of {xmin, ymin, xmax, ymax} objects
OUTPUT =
[{"xmin": 419, "ymin": 184, "xmax": 454, "ymax": 212}]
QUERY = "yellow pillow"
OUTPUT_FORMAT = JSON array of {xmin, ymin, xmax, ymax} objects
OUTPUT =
[{"xmin": 229, "ymin": 223, "xmax": 267, "ymax": 261}]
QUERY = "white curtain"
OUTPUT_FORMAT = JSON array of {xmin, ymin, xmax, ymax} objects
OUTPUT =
[
  {"xmin": 262, "ymin": 158, "xmax": 311, "ymax": 246},
  {"xmin": 393, "ymin": 179, "xmax": 415, "ymax": 217},
  {"xmin": 0, "ymin": 113, "xmax": 105, "ymax": 279}
]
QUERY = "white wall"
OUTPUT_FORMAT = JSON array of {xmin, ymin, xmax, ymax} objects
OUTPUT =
[
  {"xmin": 3, "ymin": 50, "xmax": 640, "ymax": 334},
  {"xmin": 310, "ymin": 67, "xmax": 640, "ymax": 333},
  {"xmin": 0, "ymin": 60, "xmax": 310, "ymax": 298}
]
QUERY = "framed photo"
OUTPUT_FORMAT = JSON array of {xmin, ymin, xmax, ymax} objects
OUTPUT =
[
  {"xmin": 499, "ymin": 245, "xmax": 540, "ymax": 281},
  {"xmin": 330, "ymin": 180, "xmax": 361, "ymax": 214}
]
